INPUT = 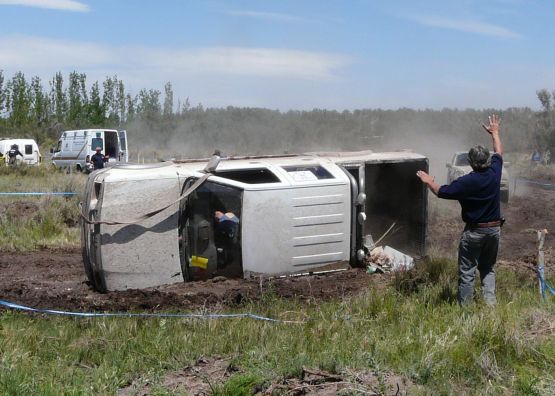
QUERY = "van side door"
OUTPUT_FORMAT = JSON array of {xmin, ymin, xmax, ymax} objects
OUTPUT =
[
  {"xmin": 179, "ymin": 179, "xmax": 243, "ymax": 281},
  {"xmin": 118, "ymin": 130, "xmax": 128, "ymax": 162}
]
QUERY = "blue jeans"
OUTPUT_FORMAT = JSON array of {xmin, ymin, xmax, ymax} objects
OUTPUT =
[{"xmin": 458, "ymin": 226, "xmax": 500, "ymax": 305}]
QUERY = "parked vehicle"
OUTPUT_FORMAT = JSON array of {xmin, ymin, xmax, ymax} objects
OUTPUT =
[
  {"xmin": 51, "ymin": 129, "xmax": 128, "ymax": 172},
  {"xmin": 446, "ymin": 151, "xmax": 510, "ymax": 203},
  {"xmin": 0, "ymin": 138, "xmax": 41, "ymax": 166},
  {"xmin": 81, "ymin": 150, "xmax": 428, "ymax": 291}
]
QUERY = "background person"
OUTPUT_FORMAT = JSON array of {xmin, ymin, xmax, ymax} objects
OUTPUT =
[
  {"xmin": 214, "ymin": 210, "xmax": 240, "ymax": 269},
  {"xmin": 416, "ymin": 114, "xmax": 504, "ymax": 306},
  {"xmin": 8, "ymin": 144, "xmax": 23, "ymax": 166},
  {"xmin": 91, "ymin": 147, "xmax": 106, "ymax": 170}
]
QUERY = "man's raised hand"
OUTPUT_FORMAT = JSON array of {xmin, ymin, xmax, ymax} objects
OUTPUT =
[{"xmin": 482, "ymin": 114, "xmax": 500, "ymax": 135}]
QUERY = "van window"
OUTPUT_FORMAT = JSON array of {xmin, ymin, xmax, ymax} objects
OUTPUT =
[
  {"xmin": 118, "ymin": 131, "xmax": 127, "ymax": 151},
  {"xmin": 56, "ymin": 140, "xmax": 62, "ymax": 152},
  {"xmin": 213, "ymin": 168, "xmax": 280, "ymax": 184},
  {"xmin": 91, "ymin": 138, "xmax": 103, "ymax": 151},
  {"xmin": 25, "ymin": 145, "xmax": 33, "ymax": 155},
  {"xmin": 282, "ymin": 165, "xmax": 334, "ymax": 181}
]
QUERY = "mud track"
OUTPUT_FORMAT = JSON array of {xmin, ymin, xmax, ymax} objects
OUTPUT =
[{"xmin": 0, "ymin": 181, "xmax": 553, "ymax": 313}]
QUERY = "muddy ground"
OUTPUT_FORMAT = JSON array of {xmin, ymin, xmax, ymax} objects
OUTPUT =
[
  {"xmin": 0, "ymin": 180, "xmax": 553, "ymax": 313},
  {"xmin": 118, "ymin": 356, "xmax": 414, "ymax": 396}
]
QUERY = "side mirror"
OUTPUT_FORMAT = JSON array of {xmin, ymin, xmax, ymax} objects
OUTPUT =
[
  {"xmin": 446, "ymin": 163, "xmax": 451, "ymax": 168},
  {"xmin": 50, "ymin": 147, "xmax": 54, "ymax": 154}
]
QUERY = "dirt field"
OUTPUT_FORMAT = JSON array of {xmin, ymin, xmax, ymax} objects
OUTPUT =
[{"xmin": 1, "ymin": 180, "xmax": 553, "ymax": 313}]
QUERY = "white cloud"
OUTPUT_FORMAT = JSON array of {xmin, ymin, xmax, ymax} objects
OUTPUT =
[
  {"xmin": 227, "ymin": 10, "xmax": 313, "ymax": 23},
  {"xmin": 406, "ymin": 14, "xmax": 521, "ymax": 38},
  {"xmin": 0, "ymin": 0, "xmax": 89, "ymax": 12},
  {"xmin": 0, "ymin": 35, "xmax": 351, "ymax": 81}
]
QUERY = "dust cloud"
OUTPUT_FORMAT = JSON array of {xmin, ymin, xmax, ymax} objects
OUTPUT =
[{"xmin": 124, "ymin": 110, "xmax": 505, "ymax": 185}]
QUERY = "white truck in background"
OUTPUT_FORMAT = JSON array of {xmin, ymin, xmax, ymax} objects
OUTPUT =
[
  {"xmin": 446, "ymin": 151, "xmax": 510, "ymax": 203},
  {"xmin": 0, "ymin": 138, "xmax": 41, "ymax": 165},
  {"xmin": 51, "ymin": 129, "xmax": 128, "ymax": 172}
]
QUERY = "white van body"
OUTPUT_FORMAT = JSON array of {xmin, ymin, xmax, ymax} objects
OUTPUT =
[
  {"xmin": 81, "ymin": 151, "xmax": 428, "ymax": 291},
  {"xmin": 0, "ymin": 138, "xmax": 41, "ymax": 165},
  {"xmin": 51, "ymin": 129, "xmax": 128, "ymax": 171}
]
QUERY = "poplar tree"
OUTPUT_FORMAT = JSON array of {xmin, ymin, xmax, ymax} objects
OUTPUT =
[
  {"xmin": 30, "ymin": 76, "xmax": 49, "ymax": 127},
  {"xmin": 116, "ymin": 79, "xmax": 126, "ymax": 124},
  {"xmin": 0, "ymin": 70, "xmax": 5, "ymax": 117},
  {"xmin": 7, "ymin": 72, "xmax": 31, "ymax": 128},
  {"xmin": 163, "ymin": 82, "xmax": 174, "ymax": 117},
  {"xmin": 88, "ymin": 81, "xmax": 104, "ymax": 126},
  {"xmin": 50, "ymin": 72, "xmax": 67, "ymax": 124},
  {"xmin": 68, "ymin": 71, "xmax": 88, "ymax": 126}
]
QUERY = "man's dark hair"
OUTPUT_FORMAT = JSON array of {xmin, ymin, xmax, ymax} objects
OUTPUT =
[{"xmin": 468, "ymin": 145, "xmax": 490, "ymax": 171}]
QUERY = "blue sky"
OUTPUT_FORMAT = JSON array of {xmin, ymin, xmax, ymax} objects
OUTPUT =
[{"xmin": 0, "ymin": 0, "xmax": 553, "ymax": 111}]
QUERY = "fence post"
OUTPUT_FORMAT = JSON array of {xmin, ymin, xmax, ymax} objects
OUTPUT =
[{"xmin": 536, "ymin": 229, "xmax": 548, "ymax": 298}]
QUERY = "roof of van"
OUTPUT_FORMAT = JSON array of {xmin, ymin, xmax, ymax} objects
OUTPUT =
[
  {"xmin": 0, "ymin": 138, "xmax": 39, "ymax": 144},
  {"xmin": 63, "ymin": 129, "xmax": 118, "ymax": 132}
]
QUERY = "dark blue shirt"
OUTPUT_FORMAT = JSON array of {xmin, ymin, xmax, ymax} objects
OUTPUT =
[
  {"xmin": 438, "ymin": 153, "xmax": 502, "ymax": 223},
  {"xmin": 91, "ymin": 153, "xmax": 105, "ymax": 169}
]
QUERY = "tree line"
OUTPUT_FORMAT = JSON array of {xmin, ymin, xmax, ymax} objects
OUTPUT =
[{"xmin": 0, "ymin": 70, "xmax": 552, "ymax": 159}]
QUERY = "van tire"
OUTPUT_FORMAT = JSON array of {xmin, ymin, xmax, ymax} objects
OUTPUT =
[{"xmin": 76, "ymin": 164, "xmax": 82, "ymax": 172}]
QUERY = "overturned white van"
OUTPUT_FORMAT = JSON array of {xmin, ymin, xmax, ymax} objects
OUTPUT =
[
  {"xmin": 81, "ymin": 151, "xmax": 428, "ymax": 291},
  {"xmin": 52, "ymin": 129, "xmax": 128, "ymax": 172}
]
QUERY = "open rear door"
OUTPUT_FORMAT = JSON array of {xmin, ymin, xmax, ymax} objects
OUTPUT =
[{"xmin": 118, "ymin": 130, "xmax": 128, "ymax": 162}]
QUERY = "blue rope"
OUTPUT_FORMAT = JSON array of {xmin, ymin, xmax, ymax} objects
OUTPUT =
[
  {"xmin": 0, "ymin": 192, "xmax": 77, "ymax": 196},
  {"xmin": 0, "ymin": 298, "xmax": 285, "ymax": 322}
]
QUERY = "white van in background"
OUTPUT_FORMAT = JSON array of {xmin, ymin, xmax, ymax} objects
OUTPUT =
[
  {"xmin": 51, "ymin": 129, "xmax": 128, "ymax": 171},
  {"xmin": 0, "ymin": 138, "xmax": 41, "ymax": 165}
]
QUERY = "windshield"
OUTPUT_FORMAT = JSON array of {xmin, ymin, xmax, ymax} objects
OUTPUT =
[
  {"xmin": 91, "ymin": 137, "xmax": 103, "ymax": 151},
  {"xmin": 455, "ymin": 153, "xmax": 470, "ymax": 166}
]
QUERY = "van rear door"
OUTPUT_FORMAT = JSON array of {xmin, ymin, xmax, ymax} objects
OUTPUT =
[{"xmin": 118, "ymin": 130, "xmax": 128, "ymax": 162}]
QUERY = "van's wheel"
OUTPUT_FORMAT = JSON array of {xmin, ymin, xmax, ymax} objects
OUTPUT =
[{"xmin": 76, "ymin": 164, "xmax": 82, "ymax": 173}]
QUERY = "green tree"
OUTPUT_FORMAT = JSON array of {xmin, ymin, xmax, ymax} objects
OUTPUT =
[
  {"xmin": 163, "ymin": 82, "xmax": 174, "ymax": 117},
  {"xmin": 0, "ymin": 70, "xmax": 5, "ymax": 117},
  {"xmin": 137, "ymin": 88, "xmax": 161, "ymax": 121},
  {"xmin": 67, "ymin": 71, "xmax": 88, "ymax": 126},
  {"xmin": 126, "ymin": 93, "xmax": 136, "ymax": 122},
  {"xmin": 88, "ymin": 81, "xmax": 104, "ymax": 126},
  {"xmin": 7, "ymin": 72, "xmax": 31, "ymax": 128},
  {"xmin": 116, "ymin": 79, "xmax": 126, "ymax": 124},
  {"xmin": 536, "ymin": 89, "xmax": 554, "ymax": 150},
  {"xmin": 50, "ymin": 72, "xmax": 67, "ymax": 124},
  {"xmin": 30, "ymin": 76, "xmax": 49, "ymax": 127}
]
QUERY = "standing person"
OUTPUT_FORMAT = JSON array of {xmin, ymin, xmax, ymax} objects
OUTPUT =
[
  {"xmin": 543, "ymin": 149, "xmax": 551, "ymax": 165},
  {"xmin": 531, "ymin": 149, "xmax": 541, "ymax": 166},
  {"xmin": 416, "ymin": 114, "xmax": 504, "ymax": 306},
  {"xmin": 91, "ymin": 147, "xmax": 106, "ymax": 170},
  {"xmin": 8, "ymin": 144, "xmax": 23, "ymax": 166}
]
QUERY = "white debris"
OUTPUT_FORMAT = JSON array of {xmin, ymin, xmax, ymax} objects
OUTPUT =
[{"xmin": 366, "ymin": 246, "xmax": 414, "ymax": 272}]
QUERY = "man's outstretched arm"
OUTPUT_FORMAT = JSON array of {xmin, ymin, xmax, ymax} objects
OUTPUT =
[
  {"xmin": 416, "ymin": 170, "xmax": 440, "ymax": 196},
  {"xmin": 482, "ymin": 114, "xmax": 503, "ymax": 155}
]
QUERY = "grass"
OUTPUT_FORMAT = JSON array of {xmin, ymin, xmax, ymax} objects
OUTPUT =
[
  {"xmin": 1, "ymin": 260, "xmax": 555, "ymax": 395},
  {"xmin": 0, "ymin": 164, "xmax": 85, "ymax": 251}
]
